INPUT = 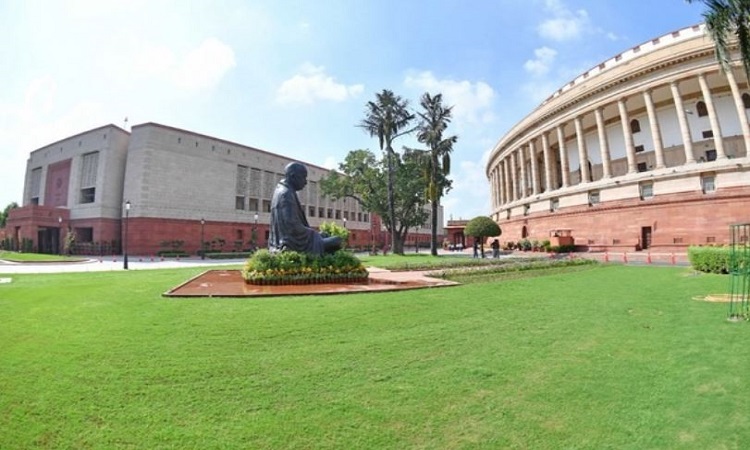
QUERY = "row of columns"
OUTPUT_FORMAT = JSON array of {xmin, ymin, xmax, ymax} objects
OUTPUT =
[{"xmin": 490, "ymin": 68, "xmax": 750, "ymax": 208}]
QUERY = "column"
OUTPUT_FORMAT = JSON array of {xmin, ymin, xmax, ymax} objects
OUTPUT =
[
  {"xmin": 510, "ymin": 151, "xmax": 519, "ymax": 201},
  {"xmin": 518, "ymin": 148, "xmax": 528, "ymax": 198},
  {"xmin": 529, "ymin": 140, "xmax": 540, "ymax": 195},
  {"xmin": 574, "ymin": 116, "xmax": 590, "ymax": 183},
  {"xmin": 643, "ymin": 89, "xmax": 666, "ymax": 169},
  {"xmin": 670, "ymin": 80, "xmax": 695, "ymax": 164},
  {"xmin": 724, "ymin": 66, "xmax": 750, "ymax": 155},
  {"xmin": 503, "ymin": 157, "xmax": 511, "ymax": 204},
  {"xmin": 698, "ymin": 72, "xmax": 727, "ymax": 159},
  {"xmin": 618, "ymin": 98, "xmax": 638, "ymax": 173},
  {"xmin": 594, "ymin": 107, "xmax": 612, "ymax": 178},
  {"xmin": 556, "ymin": 124, "xmax": 570, "ymax": 187},
  {"xmin": 542, "ymin": 132, "xmax": 553, "ymax": 191}
]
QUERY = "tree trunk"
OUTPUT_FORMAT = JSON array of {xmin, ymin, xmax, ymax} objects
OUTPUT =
[
  {"xmin": 386, "ymin": 144, "xmax": 398, "ymax": 255},
  {"xmin": 430, "ymin": 198, "xmax": 439, "ymax": 256}
]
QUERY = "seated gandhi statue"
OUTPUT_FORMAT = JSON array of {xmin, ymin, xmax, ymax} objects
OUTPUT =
[{"xmin": 268, "ymin": 162, "xmax": 342, "ymax": 256}]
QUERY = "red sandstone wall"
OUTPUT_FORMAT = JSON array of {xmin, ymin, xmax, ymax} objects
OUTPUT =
[{"xmin": 498, "ymin": 186, "xmax": 750, "ymax": 251}]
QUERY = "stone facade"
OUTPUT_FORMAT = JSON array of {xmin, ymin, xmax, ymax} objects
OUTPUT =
[
  {"xmin": 486, "ymin": 24, "xmax": 750, "ymax": 251},
  {"xmin": 7, "ymin": 122, "xmax": 441, "ymax": 255}
]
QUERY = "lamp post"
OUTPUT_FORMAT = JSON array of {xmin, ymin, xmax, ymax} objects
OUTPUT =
[
  {"xmin": 123, "ymin": 201, "xmax": 131, "ymax": 270},
  {"xmin": 58, "ymin": 217, "xmax": 62, "ymax": 255},
  {"xmin": 253, "ymin": 212, "xmax": 258, "ymax": 249},
  {"xmin": 200, "ymin": 218, "xmax": 205, "ymax": 260}
]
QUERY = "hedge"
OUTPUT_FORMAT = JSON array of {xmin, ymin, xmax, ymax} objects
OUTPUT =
[{"xmin": 688, "ymin": 246, "xmax": 730, "ymax": 274}]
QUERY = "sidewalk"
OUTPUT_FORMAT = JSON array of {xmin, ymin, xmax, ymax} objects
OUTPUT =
[{"xmin": 0, "ymin": 256, "xmax": 248, "ymax": 274}]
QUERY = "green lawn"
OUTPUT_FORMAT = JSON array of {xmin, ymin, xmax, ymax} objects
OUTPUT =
[
  {"xmin": 1, "ymin": 265, "xmax": 747, "ymax": 449},
  {"xmin": 0, "ymin": 251, "xmax": 87, "ymax": 263}
]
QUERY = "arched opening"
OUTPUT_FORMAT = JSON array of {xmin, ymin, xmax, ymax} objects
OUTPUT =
[
  {"xmin": 696, "ymin": 101, "xmax": 708, "ymax": 117},
  {"xmin": 630, "ymin": 119, "xmax": 641, "ymax": 133},
  {"xmin": 521, "ymin": 226, "xmax": 528, "ymax": 238}
]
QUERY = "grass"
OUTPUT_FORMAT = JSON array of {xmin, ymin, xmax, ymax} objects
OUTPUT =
[
  {"xmin": 357, "ymin": 252, "xmax": 549, "ymax": 271},
  {"xmin": 0, "ymin": 251, "xmax": 87, "ymax": 263},
  {"xmin": 1, "ymin": 265, "xmax": 748, "ymax": 449}
]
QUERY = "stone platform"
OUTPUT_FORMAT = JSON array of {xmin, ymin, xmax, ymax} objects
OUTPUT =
[{"xmin": 163, "ymin": 268, "xmax": 458, "ymax": 298}]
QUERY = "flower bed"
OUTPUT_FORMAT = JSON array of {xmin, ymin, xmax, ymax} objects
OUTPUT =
[{"xmin": 242, "ymin": 249, "xmax": 369, "ymax": 285}]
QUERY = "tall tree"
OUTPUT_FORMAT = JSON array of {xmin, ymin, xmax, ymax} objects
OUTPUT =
[
  {"xmin": 320, "ymin": 149, "xmax": 428, "ymax": 254},
  {"xmin": 688, "ymin": 0, "xmax": 750, "ymax": 79},
  {"xmin": 464, "ymin": 216, "xmax": 502, "ymax": 258},
  {"xmin": 413, "ymin": 92, "xmax": 458, "ymax": 256},
  {"xmin": 358, "ymin": 90, "xmax": 414, "ymax": 254}
]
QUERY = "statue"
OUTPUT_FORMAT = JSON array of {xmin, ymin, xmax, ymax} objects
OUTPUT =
[{"xmin": 269, "ymin": 162, "xmax": 342, "ymax": 256}]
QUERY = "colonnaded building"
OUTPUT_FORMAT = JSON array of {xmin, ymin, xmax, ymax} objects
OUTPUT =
[
  {"xmin": 6, "ymin": 122, "xmax": 440, "ymax": 256},
  {"xmin": 486, "ymin": 23, "xmax": 750, "ymax": 252}
]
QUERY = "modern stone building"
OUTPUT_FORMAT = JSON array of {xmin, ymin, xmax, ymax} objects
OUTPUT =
[
  {"xmin": 7, "ymin": 122, "xmax": 441, "ymax": 255},
  {"xmin": 486, "ymin": 23, "xmax": 750, "ymax": 251}
]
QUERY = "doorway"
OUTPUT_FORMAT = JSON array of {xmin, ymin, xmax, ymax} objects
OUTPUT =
[{"xmin": 641, "ymin": 226, "xmax": 652, "ymax": 250}]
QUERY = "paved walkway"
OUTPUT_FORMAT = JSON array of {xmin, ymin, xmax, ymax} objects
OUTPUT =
[
  {"xmin": 0, "ymin": 256, "xmax": 248, "ymax": 274},
  {"xmin": 0, "ymin": 250, "xmax": 690, "ymax": 275}
]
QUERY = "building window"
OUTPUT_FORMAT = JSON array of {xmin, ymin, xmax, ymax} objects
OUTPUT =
[
  {"xmin": 612, "ymin": 239, "xmax": 621, "ymax": 244},
  {"xmin": 588, "ymin": 191, "xmax": 600, "ymax": 206},
  {"xmin": 630, "ymin": 119, "xmax": 641, "ymax": 133},
  {"xmin": 363, "ymin": 213, "xmax": 369, "ymax": 222},
  {"xmin": 634, "ymin": 145, "xmax": 645, "ymax": 153},
  {"xmin": 696, "ymin": 101, "xmax": 708, "ymax": 117},
  {"xmin": 335, "ymin": 210, "xmax": 341, "ymax": 220},
  {"xmin": 236, "ymin": 229, "xmax": 244, "ymax": 240},
  {"xmin": 523, "ymin": 204, "xmax": 530, "ymax": 216},
  {"xmin": 743, "ymin": 93, "xmax": 750, "ymax": 109},
  {"xmin": 327, "ymin": 208, "xmax": 333, "ymax": 219},
  {"xmin": 80, "ymin": 187, "xmax": 95, "ymax": 204},
  {"xmin": 701, "ymin": 174, "xmax": 716, "ymax": 193},
  {"xmin": 640, "ymin": 182, "xmax": 654, "ymax": 200},
  {"xmin": 358, "ymin": 212, "xmax": 363, "ymax": 222},
  {"xmin": 263, "ymin": 200, "xmax": 271, "ymax": 212},
  {"xmin": 248, "ymin": 198, "xmax": 259, "ymax": 212},
  {"xmin": 309, "ymin": 206, "xmax": 315, "ymax": 217},
  {"xmin": 702, "ymin": 130, "xmax": 714, "ymax": 139},
  {"xmin": 706, "ymin": 236, "xmax": 716, "ymax": 243},
  {"xmin": 76, "ymin": 227, "xmax": 94, "ymax": 243},
  {"xmin": 318, "ymin": 207, "xmax": 324, "ymax": 218},
  {"xmin": 550, "ymin": 198, "xmax": 559, "ymax": 212},
  {"xmin": 506, "ymin": 209, "xmax": 511, "ymax": 220},
  {"xmin": 673, "ymin": 237, "xmax": 684, "ymax": 244},
  {"xmin": 705, "ymin": 149, "xmax": 717, "ymax": 161},
  {"xmin": 235, "ymin": 196, "xmax": 245, "ymax": 210},
  {"xmin": 30, "ymin": 167, "xmax": 42, "ymax": 201},
  {"xmin": 637, "ymin": 162, "xmax": 648, "ymax": 172}
]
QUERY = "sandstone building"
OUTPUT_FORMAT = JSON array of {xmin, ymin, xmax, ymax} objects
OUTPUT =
[{"xmin": 486, "ymin": 24, "xmax": 750, "ymax": 251}]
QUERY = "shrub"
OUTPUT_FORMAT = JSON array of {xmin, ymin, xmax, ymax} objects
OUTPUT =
[
  {"xmin": 550, "ymin": 244, "xmax": 576, "ymax": 253},
  {"xmin": 242, "ymin": 249, "xmax": 368, "ymax": 284},
  {"xmin": 688, "ymin": 246, "xmax": 731, "ymax": 274}
]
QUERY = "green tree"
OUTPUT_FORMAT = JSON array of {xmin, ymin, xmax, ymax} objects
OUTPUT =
[
  {"xmin": 411, "ymin": 92, "xmax": 458, "ymax": 256},
  {"xmin": 0, "ymin": 202, "xmax": 19, "ymax": 228},
  {"xmin": 688, "ymin": 0, "xmax": 750, "ymax": 79},
  {"xmin": 464, "ymin": 216, "xmax": 502, "ymax": 257},
  {"xmin": 358, "ymin": 90, "xmax": 415, "ymax": 254},
  {"xmin": 320, "ymin": 149, "xmax": 428, "ymax": 254}
]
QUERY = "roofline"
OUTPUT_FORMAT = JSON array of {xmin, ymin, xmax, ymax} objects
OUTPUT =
[
  {"xmin": 30, "ymin": 124, "xmax": 129, "ymax": 154},
  {"xmin": 131, "ymin": 122, "xmax": 334, "ymax": 173}
]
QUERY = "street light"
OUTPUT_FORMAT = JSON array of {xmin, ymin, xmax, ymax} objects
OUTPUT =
[
  {"xmin": 58, "ymin": 217, "xmax": 62, "ymax": 255},
  {"xmin": 253, "ymin": 212, "xmax": 259, "ymax": 249},
  {"xmin": 200, "ymin": 218, "xmax": 205, "ymax": 260},
  {"xmin": 124, "ymin": 201, "xmax": 131, "ymax": 270}
]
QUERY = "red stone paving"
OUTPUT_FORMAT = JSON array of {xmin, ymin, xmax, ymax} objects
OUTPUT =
[{"xmin": 163, "ymin": 268, "xmax": 459, "ymax": 298}]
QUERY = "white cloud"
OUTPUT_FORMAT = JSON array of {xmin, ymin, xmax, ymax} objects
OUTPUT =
[
  {"xmin": 276, "ymin": 64, "xmax": 364, "ymax": 105},
  {"xmin": 127, "ymin": 37, "xmax": 236, "ymax": 91},
  {"xmin": 173, "ymin": 38, "xmax": 236, "ymax": 90},
  {"xmin": 524, "ymin": 47, "xmax": 557, "ymax": 77},
  {"xmin": 322, "ymin": 156, "xmax": 338, "ymax": 170},
  {"xmin": 537, "ymin": 0, "xmax": 591, "ymax": 41},
  {"xmin": 403, "ymin": 71, "xmax": 496, "ymax": 126}
]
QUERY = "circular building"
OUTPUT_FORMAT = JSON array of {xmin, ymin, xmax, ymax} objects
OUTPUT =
[{"xmin": 486, "ymin": 23, "xmax": 750, "ymax": 252}]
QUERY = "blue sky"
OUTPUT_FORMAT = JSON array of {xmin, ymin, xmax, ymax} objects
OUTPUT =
[{"xmin": 0, "ymin": 0, "xmax": 706, "ymax": 222}]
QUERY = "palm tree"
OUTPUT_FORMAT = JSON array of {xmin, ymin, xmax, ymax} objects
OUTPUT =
[
  {"xmin": 359, "ymin": 90, "xmax": 414, "ymax": 254},
  {"xmin": 415, "ymin": 93, "xmax": 458, "ymax": 256},
  {"xmin": 688, "ymin": 0, "xmax": 750, "ymax": 79}
]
